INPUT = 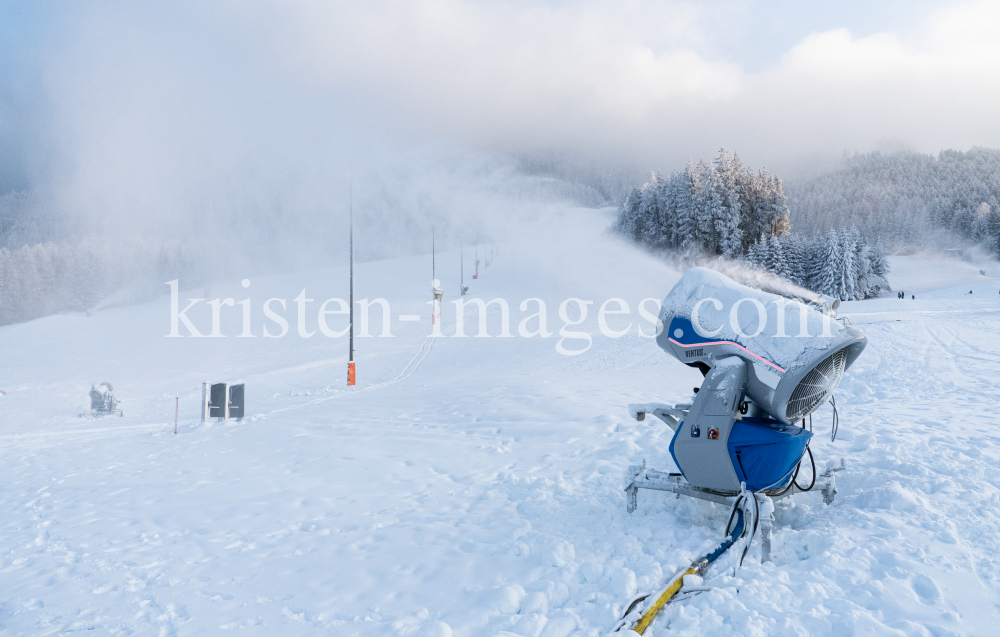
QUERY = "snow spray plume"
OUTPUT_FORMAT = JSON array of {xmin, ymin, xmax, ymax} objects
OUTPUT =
[
  {"xmin": 691, "ymin": 256, "xmax": 820, "ymax": 302},
  {"xmin": 652, "ymin": 248, "xmax": 820, "ymax": 302}
]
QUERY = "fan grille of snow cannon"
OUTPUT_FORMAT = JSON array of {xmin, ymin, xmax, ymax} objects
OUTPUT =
[{"xmin": 786, "ymin": 348, "xmax": 847, "ymax": 421}]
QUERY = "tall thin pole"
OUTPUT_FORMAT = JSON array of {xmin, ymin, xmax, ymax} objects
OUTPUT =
[
  {"xmin": 350, "ymin": 184, "xmax": 354, "ymax": 363},
  {"xmin": 431, "ymin": 225, "xmax": 436, "ymax": 325},
  {"xmin": 431, "ymin": 223, "xmax": 442, "ymax": 325},
  {"xmin": 348, "ymin": 183, "xmax": 356, "ymax": 386}
]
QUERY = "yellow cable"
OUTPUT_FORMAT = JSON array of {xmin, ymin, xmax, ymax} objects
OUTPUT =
[{"xmin": 632, "ymin": 567, "xmax": 696, "ymax": 634}]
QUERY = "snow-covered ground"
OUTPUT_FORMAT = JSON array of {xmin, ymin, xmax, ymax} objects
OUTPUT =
[
  {"xmin": 2, "ymin": 211, "xmax": 1000, "ymax": 636},
  {"xmin": 884, "ymin": 253, "xmax": 996, "ymax": 296}
]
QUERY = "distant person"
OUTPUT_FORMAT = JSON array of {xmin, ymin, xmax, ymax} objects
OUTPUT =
[{"xmin": 912, "ymin": 295, "xmax": 915, "ymax": 300}]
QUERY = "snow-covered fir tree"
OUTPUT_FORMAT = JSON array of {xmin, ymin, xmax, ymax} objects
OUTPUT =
[
  {"xmin": 810, "ymin": 231, "xmax": 841, "ymax": 298},
  {"xmin": 784, "ymin": 235, "xmax": 807, "ymax": 287},
  {"xmin": 745, "ymin": 237, "xmax": 766, "ymax": 269},
  {"xmin": 837, "ymin": 230, "xmax": 857, "ymax": 301},
  {"xmin": 614, "ymin": 149, "xmax": 789, "ymax": 257}
]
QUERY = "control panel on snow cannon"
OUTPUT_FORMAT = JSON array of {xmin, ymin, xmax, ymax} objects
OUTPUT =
[{"xmin": 652, "ymin": 267, "xmax": 865, "ymax": 495}]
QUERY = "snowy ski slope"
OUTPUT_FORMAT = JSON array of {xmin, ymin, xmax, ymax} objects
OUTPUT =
[{"xmin": 1, "ymin": 209, "xmax": 1000, "ymax": 636}]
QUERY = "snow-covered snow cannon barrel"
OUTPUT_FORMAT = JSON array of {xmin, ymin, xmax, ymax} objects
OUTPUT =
[{"xmin": 654, "ymin": 267, "xmax": 866, "ymax": 493}]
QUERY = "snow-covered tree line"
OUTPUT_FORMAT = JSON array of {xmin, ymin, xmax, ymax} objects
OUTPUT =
[
  {"xmin": 744, "ymin": 231, "xmax": 891, "ymax": 301},
  {"xmin": 614, "ymin": 149, "xmax": 892, "ymax": 300},
  {"xmin": 0, "ymin": 237, "xmax": 203, "ymax": 326},
  {"xmin": 787, "ymin": 148, "xmax": 1000, "ymax": 256},
  {"xmin": 614, "ymin": 150, "xmax": 790, "ymax": 257}
]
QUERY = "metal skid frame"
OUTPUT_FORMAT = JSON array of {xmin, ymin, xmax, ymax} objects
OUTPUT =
[
  {"xmin": 624, "ymin": 462, "xmax": 841, "ymax": 512},
  {"xmin": 624, "ymin": 462, "xmax": 841, "ymax": 562}
]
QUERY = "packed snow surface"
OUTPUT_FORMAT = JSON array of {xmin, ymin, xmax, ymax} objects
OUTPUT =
[{"xmin": 1, "ymin": 212, "xmax": 1000, "ymax": 636}]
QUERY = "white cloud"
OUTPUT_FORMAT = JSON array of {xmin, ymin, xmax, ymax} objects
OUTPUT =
[
  {"xmin": 247, "ymin": 0, "xmax": 1000, "ymax": 163},
  {"xmin": 14, "ymin": 0, "xmax": 1000, "ymax": 239}
]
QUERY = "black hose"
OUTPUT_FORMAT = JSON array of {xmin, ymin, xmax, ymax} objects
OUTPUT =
[
  {"xmin": 726, "ymin": 494, "xmax": 743, "ymax": 536},
  {"xmin": 725, "ymin": 490, "xmax": 760, "ymax": 568},
  {"xmin": 792, "ymin": 446, "xmax": 816, "ymax": 492},
  {"xmin": 770, "ymin": 460, "xmax": 800, "ymax": 497},
  {"xmin": 622, "ymin": 594, "xmax": 649, "ymax": 618},
  {"xmin": 830, "ymin": 396, "xmax": 839, "ymax": 442}
]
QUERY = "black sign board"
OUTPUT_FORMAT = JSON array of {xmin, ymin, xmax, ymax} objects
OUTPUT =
[
  {"xmin": 209, "ymin": 383, "xmax": 227, "ymax": 418},
  {"xmin": 228, "ymin": 384, "xmax": 245, "ymax": 420}
]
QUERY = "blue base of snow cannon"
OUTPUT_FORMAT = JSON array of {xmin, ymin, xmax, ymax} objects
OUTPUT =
[
  {"xmin": 668, "ymin": 418, "xmax": 812, "ymax": 492},
  {"xmin": 727, "ymin": 418, "xmax": 812, "ymax": 491}
]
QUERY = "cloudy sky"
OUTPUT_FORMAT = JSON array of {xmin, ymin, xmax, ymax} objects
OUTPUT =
[{"xmin": 2, "ymin": 0, "xmax": 998, "ymax": 215}]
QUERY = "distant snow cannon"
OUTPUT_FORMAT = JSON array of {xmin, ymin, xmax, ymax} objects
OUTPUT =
[
  {"xmin": 88, "ymin": 382, "xmax": 122, "ymax": 417},
  {"xmin": 627, "ymin": 267, "xmax": 866, "ymax": 508}
]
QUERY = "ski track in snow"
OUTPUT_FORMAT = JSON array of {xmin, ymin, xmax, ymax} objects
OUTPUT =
[
  {"xmin": 1, "ymin": 236, "xmax": 1000, "ymax": 636},
  {"xmin": 265, "ymin": 335, "xmax": 439, "ymax": 417}
]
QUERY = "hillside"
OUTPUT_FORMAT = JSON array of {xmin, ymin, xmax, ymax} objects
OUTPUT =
[{"xmin": 1, "ymin": 209, "xmax": 999, "ymax": 636}]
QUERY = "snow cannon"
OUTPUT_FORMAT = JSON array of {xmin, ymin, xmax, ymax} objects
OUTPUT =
[
  {"xmin": 87, "ymin": 382, "xmax": 122, "ymax": 417},
  {"xmin": 648, "ymin": 267, "xmax": 866, "ymax": 494}
]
